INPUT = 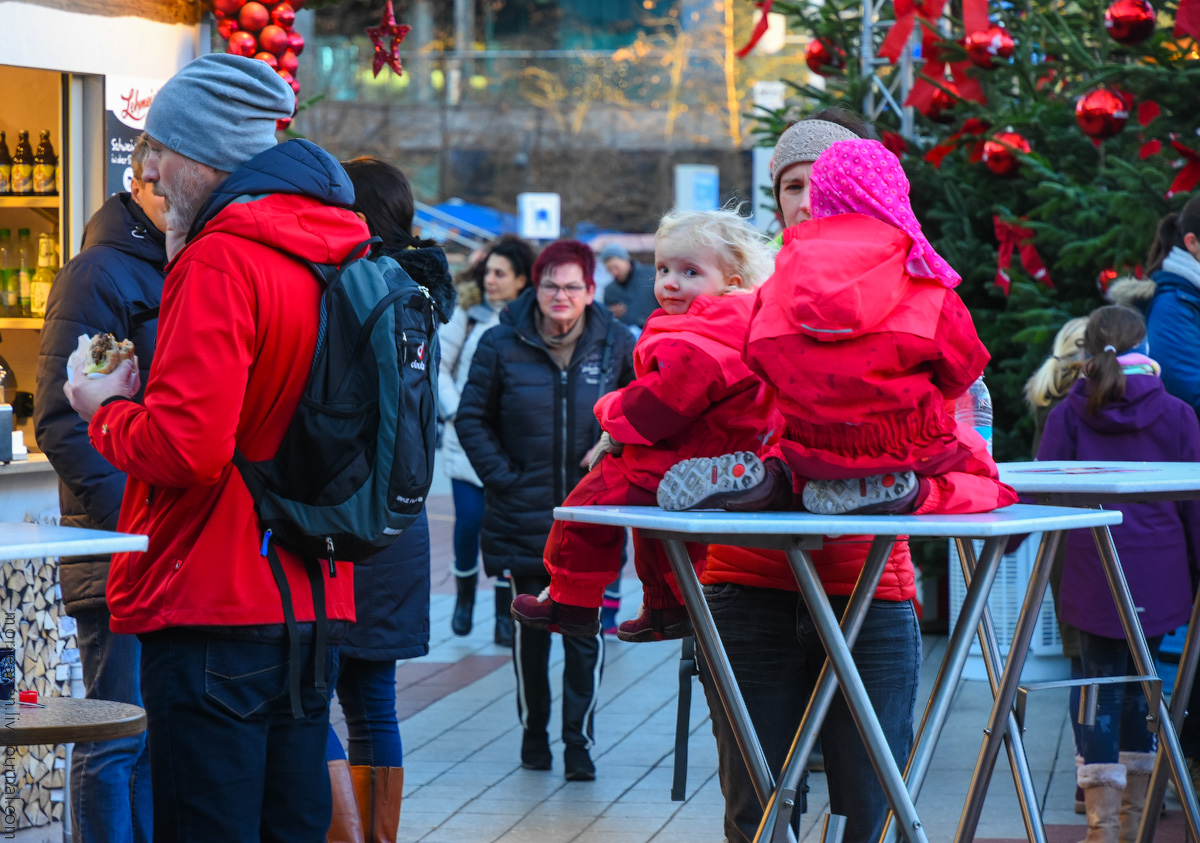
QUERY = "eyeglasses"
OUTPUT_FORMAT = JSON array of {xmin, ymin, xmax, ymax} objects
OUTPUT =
[{"xmin": 538, "ymin": 282, "xmax": 589, "ymax": 298}]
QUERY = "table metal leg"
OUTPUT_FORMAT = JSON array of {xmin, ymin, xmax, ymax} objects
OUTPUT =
[
  {"xmin": 1083, "ymin": 524, "xmax": 1200, "ymax": 842},
  {"xmin": 1138, "ymin": 578, "xmax": 1200, "ymax": 842},
  {"xmin": 955, "ymin": 530, "xmax": 1063, "ymax": 843},
  {"xmin": 879, "ymin": 535, "xmax": 1011, "ymax": 843},
  {"xmin": 753, "ymin": 536, "xmax": 896, "ymax": 843},
  {"xmin": 953, "ymin": 537, "xmax": 1048, "ymax": 843},
  {"xmin": 660, "ymin": 538, "xmax": 787, "ymax": 835},
  {"xmin": 783, "ymin": 543, "xmax": 930, "ymax": 843}
]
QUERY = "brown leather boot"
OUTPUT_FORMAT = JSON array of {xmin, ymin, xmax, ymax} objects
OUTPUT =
[
  {"xmin": 326, "ymin": 760, "xmax": 365, "ymax": 843},
  {"xmin": 351, "ymin": 766, "xmax": 404, "ymax": 843}
]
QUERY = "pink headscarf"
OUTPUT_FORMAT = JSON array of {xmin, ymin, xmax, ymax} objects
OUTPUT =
[{"xmin": 810, "ymin": 139, "xmax": 962, "ymax": 289}]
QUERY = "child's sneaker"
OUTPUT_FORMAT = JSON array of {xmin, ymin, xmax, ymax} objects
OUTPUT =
[
  {"xmin": 658, "ymin": 452, "xmax": 787, "ymax": 512},
  {"xmin": 802, "ymin": 471, "xmax": 921, "ymax": 515},
  {"xmin": 616, "ymin": 605, "xmax": 692, "ymax": 642},
  {"xmin": 511, "ymin": 589, "xmax": 601, "ymax": 637}
]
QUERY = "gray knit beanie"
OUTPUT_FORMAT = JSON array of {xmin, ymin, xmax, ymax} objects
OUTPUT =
[
  {"xmin": 598, "ymin": 243, "xmax": 630, "ymax": 263},
  {"xmin": 771, "ymin": 119, "xmax": 860, "ymax": 209},
  {"xmin": 145, "ymin": 54, "xmax": 295, "ymax": 174}
]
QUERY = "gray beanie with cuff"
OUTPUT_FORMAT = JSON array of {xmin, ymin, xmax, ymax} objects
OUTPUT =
[
  {"xmin": 771, "ymin": 119, "xmax": 860, "ymax": 209},
  {"xmin": 145, "ymin": 53, "xmax": 295, "ymax": 174},
  {"xmin": 598, "ymin": 243, "xmax": 630, "ymax": 263}
]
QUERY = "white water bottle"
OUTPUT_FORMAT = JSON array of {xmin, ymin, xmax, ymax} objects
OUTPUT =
[{"xmin": 954, "ymin": 376, "xmax": 993, "ymax": 455}]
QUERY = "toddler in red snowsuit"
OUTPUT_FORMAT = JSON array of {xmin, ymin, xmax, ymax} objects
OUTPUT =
[
  {"xmin": 510, "ymin": 208, "xmax": 781, "ymax": 641},
  {"xmin": 659, "ymin": 139, "xmax": 1018, "ymax": 515}
]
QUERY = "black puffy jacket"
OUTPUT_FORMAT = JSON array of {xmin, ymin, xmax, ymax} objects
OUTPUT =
[
  {"xmin": 455, "ymin": 289, "xmax": 636, "ymax": 578},
  {"xmin": 33, "ymin": 193, "xmax": 165, "ymax": 614},
  {"xmin": 339, "ymin": 244, "xmax": 455, "ymax": 659}
]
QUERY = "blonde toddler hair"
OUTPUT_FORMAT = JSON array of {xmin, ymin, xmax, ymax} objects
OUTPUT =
[
  {"xmin": 655, "ymin": 208, "xmax": 777, "ymax": 292},
  {"xmin": 1023, "ymin": 316, "xmax": 1088, "ymax": 409}
]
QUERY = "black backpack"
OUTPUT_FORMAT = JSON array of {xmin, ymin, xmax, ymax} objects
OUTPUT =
[{"xmin": 233, "ymin": 237, "xmax": 441, "ymax": 716}]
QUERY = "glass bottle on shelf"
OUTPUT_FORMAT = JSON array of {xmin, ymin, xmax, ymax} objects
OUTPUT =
[
  {"xmin": 0, "ymin": 133, "xmax": 11, "ymax": 196},
  {"xmin": 15, "ymin": 229, "xmax": 33, "ymax": 317},
  {"xmin": 10, "ymin": 131, "xmax": 33, "ymax": 196},
  {"xmin": 30, "ymin": 234, "xmax": 56, "ymax": 318},
  {"xmin": 0, "ymin": 229, "xmax": 11, "ymax": 316},
  {"xmin": 33, "ymin": 131, "xmax": 57, "ymax": 197}
]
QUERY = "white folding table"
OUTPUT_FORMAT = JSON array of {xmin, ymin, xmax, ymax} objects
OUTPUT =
[
  {"xmin": 998, "ymin": 460, "xmax": 1200, "ymax": 843},
  {"xmin": 553, "ymin": 503, "xmax": 1123, "ymax": 843}
]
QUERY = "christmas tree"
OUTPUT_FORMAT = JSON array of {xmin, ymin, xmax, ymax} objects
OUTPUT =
[{"xmin": 747, "ymin": 0, "xmax": 1200, "ymax": 459}]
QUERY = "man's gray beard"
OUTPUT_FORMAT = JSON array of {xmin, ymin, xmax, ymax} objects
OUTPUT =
[{"xmin": 155, "ymin": 158, "xmax": 222, "ymax": 235}]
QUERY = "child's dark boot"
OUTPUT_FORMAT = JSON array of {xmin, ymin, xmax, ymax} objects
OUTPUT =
[
  {"xmin": 657, "ymin": 453, "xmax": 792, "ymax": 512},
  {"xmin": 801, "ymin": 471, "xmax": 922, "ymax": 515},
  {"xmin": 615, "ymin": 604, "xmax": 692, "ymax": 642},
  {"xmin": 511, "ymin": 588, "xmax": 601, "ymax": 637}
]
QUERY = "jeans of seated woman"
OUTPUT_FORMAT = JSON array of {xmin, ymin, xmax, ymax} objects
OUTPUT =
[
  {"xmin": 71, "ymin": 607, "xmax": 152, "ymax": 843},
  {"xmin": 325, "ymin": 656, "xmax": 402, "ymax": 767},
  {"xmin": 451, "ymin": 479, "xmax": 485, "ymax": 580},
  {"xmin": 699, "ymin": 584, "xmax": 921, "ymax": 843},
  {"xmin": 1078, "ymin": 630, "xmax": 1162, "ymax": 763}
]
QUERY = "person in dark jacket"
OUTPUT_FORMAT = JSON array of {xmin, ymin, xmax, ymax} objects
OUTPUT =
[
  {"xmin": 1038, "ymin": 304, "xmax": 1200, "ymax": 839},
  {"xmin": 317, "ymin": 157, "xmax": 454, "ymax": 843},
  {"xmin": 455, "ymin": 239, "xmax": 635, "ymax": 782},
  {"xmin": 598, "ymin": 242, "xmax": 658, "ymax": 330},
  {"xmin": 33, "ymin": 135, "xmax": 164, "ymax": 843}
]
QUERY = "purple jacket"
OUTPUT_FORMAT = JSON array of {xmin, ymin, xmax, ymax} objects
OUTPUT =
[{"xmin": 1038, "ymin": 373, "xmax": 1200, "ymax": 638}]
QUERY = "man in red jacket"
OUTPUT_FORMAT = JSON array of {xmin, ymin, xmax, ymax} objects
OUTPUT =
[{"xmin": 65, "ymin": 54, "xmax": 367, "ymax": 842}]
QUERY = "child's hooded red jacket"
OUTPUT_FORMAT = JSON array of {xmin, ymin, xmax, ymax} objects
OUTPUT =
[
  {"xmin": 595, "ymin": 292, "xmax": 779, "ymax": 491},
  {"xmin": 747, "ymin": 214, "xmax": 989, "ymax": 479}
]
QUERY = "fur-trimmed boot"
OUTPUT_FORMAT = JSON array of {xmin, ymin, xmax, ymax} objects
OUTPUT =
[
  {"xmin": 326, "ymin": 760, "xmax": 365, "ymax": 843},
  {"xmin": 1118, "ymin": 751, "xmax": 1155, "ymax": 843},
  {"xmin": 351, "ymin": 766, "xmax": 404, "ymax": 843},
  {"xmin": 1078, "ymin": 762, "xmax": 1127, "ymax": 843}
]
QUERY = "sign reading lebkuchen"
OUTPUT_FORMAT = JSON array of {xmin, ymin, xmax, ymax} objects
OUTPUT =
[{"xmin": 105, "ymin": 76, "xmax": 163, "ymax": 199}]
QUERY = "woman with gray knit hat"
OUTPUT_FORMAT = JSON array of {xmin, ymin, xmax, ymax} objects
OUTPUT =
[{"xmin": 693, "ymin": 108, "xmax": 924, "ymax": 843}]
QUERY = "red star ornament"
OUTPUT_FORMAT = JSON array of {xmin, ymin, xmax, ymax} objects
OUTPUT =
[{"xmin": 367, "ymin": 1, "xmax": 411, "ymax": 77}]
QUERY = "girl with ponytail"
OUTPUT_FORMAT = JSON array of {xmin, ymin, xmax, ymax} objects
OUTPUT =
[{"xmin": 1036, "ymin": 304, "xmax": 1200, "ymax": 839}]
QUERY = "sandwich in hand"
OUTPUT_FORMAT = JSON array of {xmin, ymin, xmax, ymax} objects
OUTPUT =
[{"xmin": 84, "ymin": 333, "xmax": 135, "ymax": 376}]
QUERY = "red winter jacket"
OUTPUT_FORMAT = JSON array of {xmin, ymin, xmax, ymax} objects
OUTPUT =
[
  {"xmin": 702, "ymin": 539, "xmax": 916, "ymax": 601},
  {"xmin": 595, "ymin": 293, "xmax": 779, "ymax": 491},
  {"xmin": 747, "ymin": 215, "xmax": 990, "ymax": 480},
  {"xmin": 90, "ymin": 168, "xmax": 368, "ymax": 633}
]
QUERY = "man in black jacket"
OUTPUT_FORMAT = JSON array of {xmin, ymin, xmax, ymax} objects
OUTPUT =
[{"xmin": 33, "ymin": 135, "xmax": 165, "ymax": 843}]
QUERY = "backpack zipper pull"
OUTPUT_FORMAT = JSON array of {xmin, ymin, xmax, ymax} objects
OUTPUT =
[
  {"xmin": 326, "ymin": 537, "xmax": 337, "ymax": 577},
  {"xmin": 260, "ymin": 529, "xmax": 272, "ymax": 557}
]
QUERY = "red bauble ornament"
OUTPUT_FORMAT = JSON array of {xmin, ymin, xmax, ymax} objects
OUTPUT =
[
  {"xmin": 964, "ymin": 25, "xmax": 1016, "ymax": 68},
  {"xmin": 276, "ymin": 69, "xmax": 295, "ymax": 87},
  {"xmin": 278, "ymin": 49, "xmax": 300, "ymax": 74},
  {"xmin": 217, "ymin": 17, "xmax": 239, "ymax": 40},
  {"xmin": 287, "ymin": 30, "xmax": 305, "ymax": 55},
  {"xmin": 1075, "ymin": 87, "xmax": 1130, "ymax": 140},
  {"xmin": 982, "ymin": 131, "xmax": 1031, "ymax": 176},
  {"xmin": 805, "ymin": 39, "xmax": 846, "ymax": 75},
  {"xmin": 276, "ymin": 116, "xmax": 293, "ymax": 131},
  {"xmin": 1105, "ymin": 0, "xmax": 1156, "ymax": 45},
  {"xmin": 1098, "ymin": 267, "xmax": 1120, "ymax": 295},
  {"xmin": 212, "ymin": 0, "xmax": 243, "ymax": 17},
  {"xmin": 271, "ymin": 2, "xmax": 296, "ymax": 28},
  {"xmin": 254, "ymin": 51, "xmax": 279, "ymax": 69},
  {"xmin": 238, "ymin": 2, "xmax": 271, "ymax": 33},
  {"xmin": 290, "ymin": 0, "xmax": 305, "ymax": 9},
  {"xmin": 927, "ymin": 82, "xmax": 960, "ymax": 124},
  {"xmin": 259, "ymin": 24, "xmax": 289, "ymax": 55},
  {"xmin": 227, "ymin": 31, "xmax": 259, "ymax": 57},
  {"xmin": 291, "ymin": 79, "xmax": 301, "ymax": 94}
]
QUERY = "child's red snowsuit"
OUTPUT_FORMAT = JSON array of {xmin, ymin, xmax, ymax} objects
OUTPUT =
[
  {"xmin": 748, "ymin": 214, "xmax": 1017, "ymax": 513},
  {"xmin": 545, "ymin": 293, "xmax": 781, "ymax": 609}
]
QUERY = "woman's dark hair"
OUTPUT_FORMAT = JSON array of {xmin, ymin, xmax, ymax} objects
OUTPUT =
[
  {"xmin": 1082, "ymin": 304, "xmax": 1147, "ymax": 416},
  {"xmin": 1145, "ymin": 194, "xmax": 1200, "ymax": 275},
  {"xmin": 530, "ymin": 239, "xmax": 596, "ymax": 290},
  {"xmin": 341, "ymin": 156, "xmax": 434, "ymax": 251},
  {"xmin": 486, "ymin": 234, "xmax": 538, "ymax": 290},
  {"xmin": 807, "ymin": 105, "xmax": 879, "ymax": 141}
]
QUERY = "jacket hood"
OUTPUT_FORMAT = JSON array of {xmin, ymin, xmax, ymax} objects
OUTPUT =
[
  {"xmin": 641, "ymin": 292, "xmax": 752, "ymax": 349},
  {"xmin": 1066, "ymin": 374, "xmax": 1172, "ymax": 433},
  {"xmin": 456, "ymin": 278, "xmax": 483, "ymax": 310},
  {"xmin": 776, "ymin": 215, "xmax": 921, "ymax": 341},
  {"xmin": 81, "ymin": 193, "xmax": 167, "ymax": 267},
  {"xmin": 187, "ymin": 138, "xmax": 367, "ymax": 264},
  {"xmin": 388, "ymin": 244, "xmax": 456, "ymax": 324},
  {"xmin": 1108, "ymin": 276, "xmax": 1156, "ymax": 309}
]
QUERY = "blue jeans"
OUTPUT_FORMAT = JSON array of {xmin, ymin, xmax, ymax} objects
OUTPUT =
[
  {"xmin": 451, "ymin": 479, "xmax": 484, "ymax": 579},
  {"xmin": 324, "ymin": 656, "xmax": 402, "ymax": 767},
  {"xmin": 70, "ymin": 608, "xmax": 152, "ymax": 843},
  {"xmin": 1078, "ymin": 630, "xmax": 1162, "ymax": 763},
  {"xmin": 139, "ymin": 629, "xmax": 334, "ymax": 843},
  {"xmin": 699, "ymin": 584, "xmax": 921, "ymax": 843}
]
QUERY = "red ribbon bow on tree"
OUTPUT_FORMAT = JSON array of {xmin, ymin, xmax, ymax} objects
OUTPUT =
[
  {"xmin": 736, "ymin": 0, "xmax": 775, "ymax": 58},
  {"xmin": 994, "ymin": 216, "xmax": 1053, "ymax": 295},
  {"xmin": 904, "ymin": 42, "xmax": 987, "ymax": 118},
  {"xmin": 923, "ymin": 117, "xmax": 990, "ymax": 167},
  {"xmin": 1167, "ymin": 137, "xmax": 1200, "ymax": 198},
  {"xmin": 1176, "ymin": 0, "xmax": 1200, "ymax": 41}
]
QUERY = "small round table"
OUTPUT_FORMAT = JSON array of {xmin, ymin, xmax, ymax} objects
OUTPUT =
[{"xmin": 0, "ymin": 698, "xmax": 146, "ymax": 745}]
